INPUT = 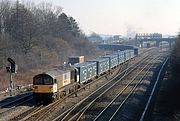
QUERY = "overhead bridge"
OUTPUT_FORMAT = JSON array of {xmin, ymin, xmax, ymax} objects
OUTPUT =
[
  {"xmin": 138, "ymin": 38, "xmax": 176, "ymax": 48},
  {"xmin": 135, "ymin": 33, "xmax": 176, "ymax": 48}
]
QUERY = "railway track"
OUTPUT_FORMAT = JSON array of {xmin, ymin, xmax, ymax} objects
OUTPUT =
[
  {"xmin": 1, "ymin": 48, "xmax": 157, "ymax": 121},
  {"xmin": 44, "ymin": 49, "xmax": 157, "ymax": 121},
  {"xmin": 12, "ymin": 63, "xmax": 128, "ymax": 121},
  {"xmin": 11, "ymin": 65, "xmax": 125, "ymax": 121},
  {"xmin": 0, "ymin": 96, "xmax": 33, "ymax": 116},
  {"xmin": 30, "ymin": 49, "xmax": 158, "ymax": 121},
  {"xmin": 94, "ymin": 57, "xmax": 161, "ymax": 121},
  {"xmin": 139, "ymin": 57, "xmax": 169, "ymax": 121},
  {"xmin": 109, "ymin": 56, "xmax": 168, "ymax": 121},
  {"xmin": 8, "ymin": 105, "xmax": 43, "ymax": 121},
  {"xmin": 0, "ymin": 93, "xmax": 32, "ymax": 108},
  {"xmin": 54, "ymin": 51, "xmax": 159, "ymax": 121},
  {"xmin": 0, "ymin": 93, "xmax": 35, "ymax": 121}
]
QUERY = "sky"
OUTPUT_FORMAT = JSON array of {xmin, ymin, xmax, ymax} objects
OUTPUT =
[{"xmin": 21, "ymin": 0, "xmax": 180, "ymax": 36}]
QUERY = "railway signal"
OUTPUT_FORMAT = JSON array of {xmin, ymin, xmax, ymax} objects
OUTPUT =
[
  {"xmin": 7, "ymin": 58, "xmax": 17, "ymax": 73},
  {"xmin": 6, "ymin": 58, "xmax": 18, "ymax": 96}
]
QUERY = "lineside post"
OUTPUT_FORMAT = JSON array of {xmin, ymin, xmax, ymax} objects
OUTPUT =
[
  {"xmin": 9, "ymin": 71, "xmax": 13, "ymax": 96},
  {"xmin": 6, "ymin": 58, "xmax": 17, "ymax": 96}
]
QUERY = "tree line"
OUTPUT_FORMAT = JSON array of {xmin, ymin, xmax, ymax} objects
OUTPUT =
[
  {"xmin": 0, "ymin": 0, "xmax": 100, "ymax": 71},
  {"xmin": 161, "ymin": 32, "xmax": 180, "ymax": 119},
  {"xmin": 170, "ymin": 33, "xmax": 180, "ymax": 94}
]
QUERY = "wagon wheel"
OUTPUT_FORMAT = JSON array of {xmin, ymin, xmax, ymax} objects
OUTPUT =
[
  {"xmin": 56, "ymin": 92, "xmax": 60, "ymax": 100},
  {"xmin": 63, "ymin": 91, "xmax": 66, "ymax": 96}
]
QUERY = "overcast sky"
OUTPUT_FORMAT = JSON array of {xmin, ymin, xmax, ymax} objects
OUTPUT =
[{"xmin": 22, "ymin": 0, "xmax": 180, "ymax": 35}]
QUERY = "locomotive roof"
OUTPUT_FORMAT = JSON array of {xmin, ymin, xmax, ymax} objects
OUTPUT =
[{"xmin": 43, "ymin": 68, "xmax": 71, "ymax": 78}]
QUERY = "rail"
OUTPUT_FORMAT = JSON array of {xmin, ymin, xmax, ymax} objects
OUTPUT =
[{"xmin": 139, "ymin": 57, "xmax": 169, "ymax": 121}]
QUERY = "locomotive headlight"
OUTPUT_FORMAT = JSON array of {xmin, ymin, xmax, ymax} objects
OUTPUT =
[
  {"xmin": 49, "ymin": 86, "xmax": 53, "ymax": 92},
  {"xmin": 32, "ymin": 86, "xmax": 38, "ymax": 90}
]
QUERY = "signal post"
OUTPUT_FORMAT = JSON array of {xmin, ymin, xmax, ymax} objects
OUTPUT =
[{"xmin": 6, "ymin": 58, "xmax": 17, "ymax": 96}]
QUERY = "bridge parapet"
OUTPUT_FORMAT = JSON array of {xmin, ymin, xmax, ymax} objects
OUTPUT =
[{"xmin": 136, "ymin": 33, "xmax": 162, "ymax": 40}]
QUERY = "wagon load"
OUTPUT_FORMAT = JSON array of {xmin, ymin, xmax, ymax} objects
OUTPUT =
[
  {"xmin": 75, "ymin": 62, "xmax": 97, "ymax": 84},
  {"xmin": 87, "ymin": 58, "xmax": 109, "ymax": 76}
]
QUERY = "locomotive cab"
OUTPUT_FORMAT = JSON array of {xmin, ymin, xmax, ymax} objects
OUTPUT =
[
  {"xmin": 32, "ymin": 68, "xmax": 73, "ymax": 103},
  {"xmin": 33, "ymin": 74, "xmax": 57, "ymax": 103}
]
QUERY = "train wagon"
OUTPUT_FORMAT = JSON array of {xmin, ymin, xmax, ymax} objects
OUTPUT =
[
  {"xmin": 33, "ymin": 68, "xmax": 76, "ymax": 103},
  {"xmin": 87, "ymin": 58, "xmax": 109, "ymax": 76},
  {"xmin": 125, "ymin": 49, "xmax": 135, "ymax": 60},
  {"xmin": 130, "ymin": 49, "xmax": 135, "ymax": 58},
  {"xmin": 68, "ymin": 56, "xmax": 84, "ymax": 65},
  {"xmin": 102, "ymin": 54, "xmax": 119, "ymax": 69},
  {"xmin": 75, "ymin": 62, "xmax": 97, "ymax": 84},
  {"xmin": 134, "ymin": 48, "xmax": 139, "ymax": 56},
  {"xmin": 147, "ymin": 43, "xmax": 150, "ymax": 48},
  {"xmin": 116, "ymin": 50, "xmax": 125, "ymax": 64},
  {"xmin": 124, "ymin": 50, "xmax": 130, "ymax": 61}
]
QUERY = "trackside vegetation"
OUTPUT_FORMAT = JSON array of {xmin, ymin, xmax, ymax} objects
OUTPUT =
[
  {"xmin": 152, "ymin": 33, "xmax": 180, "ymax": 120},
  {"xmin": 0, "ymin": 0, "xmax": 102, "ymax": 90}
]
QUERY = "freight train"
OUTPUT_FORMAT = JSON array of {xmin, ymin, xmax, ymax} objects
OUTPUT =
[{"xmin": 32, "ymin": 49, "xmax": 138, "ymax": 103}]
